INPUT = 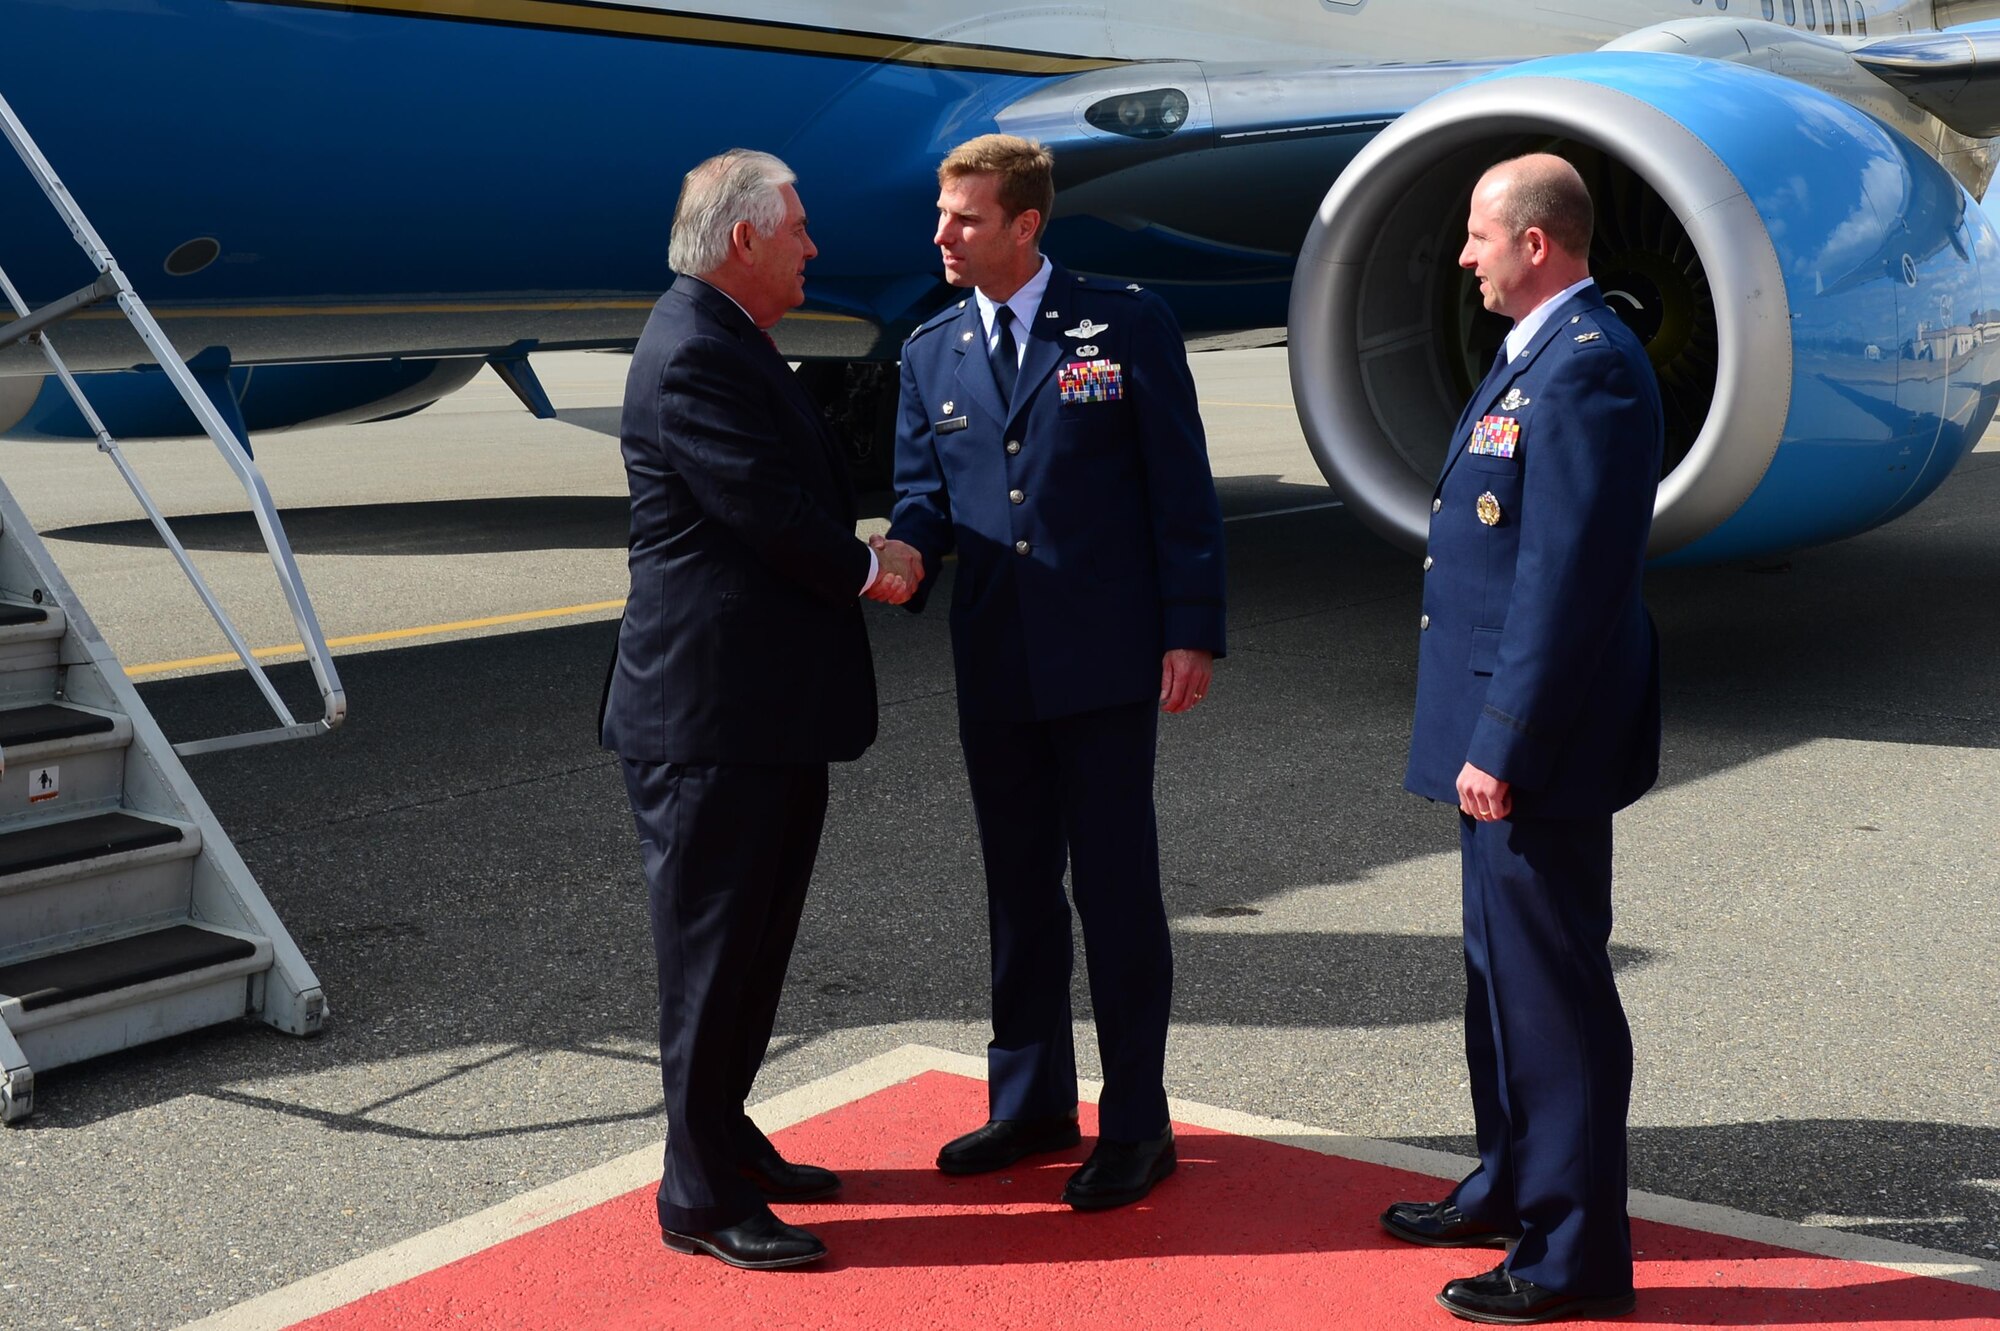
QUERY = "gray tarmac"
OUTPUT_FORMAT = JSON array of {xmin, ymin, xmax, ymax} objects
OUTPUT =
[{"xmin": 1, "ymin": 349, "xmax": 1996, "ymax": 1328}]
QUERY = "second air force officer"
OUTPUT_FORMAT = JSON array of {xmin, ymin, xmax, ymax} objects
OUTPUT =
[
  {"xmin": 887, "ymin": 134, "xmax": 1227, "ymax": 1210},
  {"xmin": 1384, "ymin": 154, "xmax": 1663, "ymax": 1324}
]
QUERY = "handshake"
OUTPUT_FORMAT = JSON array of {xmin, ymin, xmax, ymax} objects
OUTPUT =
[{"xmin": 865, "ymin": 533, "xmax": 925, "ymax": 605}]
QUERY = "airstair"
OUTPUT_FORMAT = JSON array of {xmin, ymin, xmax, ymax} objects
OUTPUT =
[{"xmin": 0, "ymin": 93, "xmax": 345, "ymax": 1120}]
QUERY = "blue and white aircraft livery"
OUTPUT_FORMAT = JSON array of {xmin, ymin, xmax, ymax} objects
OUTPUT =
[{"xmin": 8, "ymin": 0, "xmax": 2000, "ymax": 563}]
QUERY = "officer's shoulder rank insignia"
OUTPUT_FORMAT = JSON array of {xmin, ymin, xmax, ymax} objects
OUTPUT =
[
  {"xmin": 1574, "ymin": 330, "xmax": 1602, "ymax": 344},
  {"xmin": 1476, "ymin": 492, "xmax": 1503, "ymax": 526},
  {"xmin": 1499, "ymin": 388, "xmax": 1530, "ymax": 410}
]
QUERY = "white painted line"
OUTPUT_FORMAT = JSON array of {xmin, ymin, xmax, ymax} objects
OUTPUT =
[
  {"xmin": 175, "ymin": 1043, "xmax": 2000, "ymax": 1331},
  {"xmin": 1223, "ymin": 499, "xmax": 1344, "ymax": 523},
  {"xmin": 171, "ymin": 1045, "xmax": 959, "ymax": 1331}
]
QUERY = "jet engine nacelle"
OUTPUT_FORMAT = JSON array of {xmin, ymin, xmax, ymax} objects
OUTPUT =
[
  {"xmin": 1289, "ymin": 52, "xmax": 2000, "ymax": 565},
  {"xmin": 0, "ymin": 356, "xmax": 486, "ymax": 442}
]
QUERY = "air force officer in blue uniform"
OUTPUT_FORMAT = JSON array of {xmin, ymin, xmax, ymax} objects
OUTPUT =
[
  {"xmin": 887, "ymin": 135, "xmax": 1226, "ymax": 1210},
  {"xmin": 1385, "ymin": 155, "xmax": 1662, "ymax": 1325}
]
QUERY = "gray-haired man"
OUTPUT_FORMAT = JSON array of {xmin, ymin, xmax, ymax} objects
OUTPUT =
[{"xmin": 601, "ymin": 149, "xmax": 921, "ymax": 1270}]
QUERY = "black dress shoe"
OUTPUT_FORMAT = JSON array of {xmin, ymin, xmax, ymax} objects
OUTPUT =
[
  {"xmin": 738, "ymin": 1149, "xmax": 841, "ymax": 1201},
  {"xmin": 936, "ymin": 1114, "xmax": 1082, "ymax": 1175},
  {"xmin": 1437, "ymin": 1264, "xmax": 1635, "ymax": 1324},
  {"xmin": 660, "ymin": 1211, "xmax": 827, "ymax": 1270},
  {"xmin": 1380, "ymin": 1199, "xmax": 1520, "ymax": 1248},
  {"xmin": 1061, "ymin": 1128, "xmax": 1176, "ymax": 1210}
]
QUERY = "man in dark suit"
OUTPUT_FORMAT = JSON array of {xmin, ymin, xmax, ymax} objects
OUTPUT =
[
  {"xmin": 602, "ymin": 149, "xmax": 923, "ymax": 1271},
  {"xmin": 1386, "ymin": 154, "xmax": 1662, "ymax": 1324},
  {"xmin": 887, "ymin": 134, "xmax": 1226, "ymax": 1210}
]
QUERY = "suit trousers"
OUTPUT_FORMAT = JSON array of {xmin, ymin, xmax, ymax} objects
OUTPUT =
[
  {"xmin": 621, "ymin": 758, "xmax": 829, "ymax": 1231},
  {"xmin": 957, "ymin": 700, "xmax": 1171, "ymax": 1141},
  {"xmin": 1450, "ymin": 812, "xmax": 1635, "ymax": 1296}
]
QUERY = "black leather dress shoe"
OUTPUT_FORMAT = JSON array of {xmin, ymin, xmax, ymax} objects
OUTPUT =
[
  {"xmin": 1061, "ymin": 1128, "xmax": 1176, "ymax": 1210},
  {"xmin": 660, "ymin": 1211, "xmax": 827, "ymax": 1270},
  {"xmin": 1380, "ymin": 1199, "xmax": 1520, "ymax": 1248},
  {"xmin": 738, "ymin": 1149, "xmax": 840, "ymax": 1201},
  {"xmin": 936, "ymin": 1114, "xmax": 1082, "ymax": 1175},
  {"xmin": 1437, "ymin": 1264, "xmax": 1635, "ymax": 1324}
]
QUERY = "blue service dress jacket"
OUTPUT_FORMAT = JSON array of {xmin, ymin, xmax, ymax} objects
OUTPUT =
[
  {"xmin": 599, "ymin": 274, "xmax": 877, "ymax": 766},
  {"xmin": 887, "ymin": 264, "xmax": 1226, "ymax": 720},
  {"xmin": 1404, "ymin": 285, "xmax": 1663, "ymax": 818}
]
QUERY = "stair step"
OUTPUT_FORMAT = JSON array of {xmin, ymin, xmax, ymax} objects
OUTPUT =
[
  {"xmin": 0, "ymin": 702, "xmax": 115, "ymax": 748},
  {"xmin": 0, "ymin": 811, "xmax": 185, "ymax": 879},
  {"xmin": 0, "ymin": 923, "xmax": 256, "ymax": 1012},
  {"xmin": 0, "ymin": 604, "xmax": 47, "ymax": 628}
]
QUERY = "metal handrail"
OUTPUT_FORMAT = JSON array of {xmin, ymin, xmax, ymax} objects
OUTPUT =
[{"xmin": 0, "ymin": 91, "xmax": 345, "ymax": 754}]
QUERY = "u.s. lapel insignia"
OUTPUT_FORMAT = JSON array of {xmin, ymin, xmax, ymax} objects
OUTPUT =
[
  {"xmin": 1476, "ymin": 492, "xmax": 1503, "ymax": 526},
  {"xmin": 942, "ymin": 401, "xmax": 954, "ymax": 415},
  {"xmin": 1043, "ymin": 310, "xmax": 1060, "ymax": 319},
  {"xmin": 1499, "ymin": 388, "xmax": 1530, "ymax": 410},
  {"xmin": 1076, "ymin": 343, "xmax": 1099, "ymax": 357},
  {"xmin": 960, "ymin": 331, "xmax": 975, "ymax": 343},
  {"xmin": 1065, "ymin": 317, "xmax": 1109, "ymax": 339}
]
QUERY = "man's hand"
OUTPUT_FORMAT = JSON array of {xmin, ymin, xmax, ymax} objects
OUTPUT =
[
  {"xmin": 1160, "ymin": 648, "xmax": 1213, "ymax": 714},
  {"xmin": 1457, "ymin": 762, "xmax": 1512, "ymax": 821},
  {"xmin": 865, "ymin": 534, "xmax": 924, "ymax": 605}
]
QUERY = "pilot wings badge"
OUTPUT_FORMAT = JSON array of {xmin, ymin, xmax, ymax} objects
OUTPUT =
[{"xmin": 1065, "ymin": 318, "xmax": 1109, "ymax": 339}]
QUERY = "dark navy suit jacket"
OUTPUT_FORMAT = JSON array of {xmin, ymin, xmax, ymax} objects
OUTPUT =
[
  {"xmin": 1405, "ymin": 286, "xmax": 1663, "ymax": 818},
  {"xmin": 600, "ymin": 275, "xmax": 876, "ymax": 765},
  {"xmin": 888, "ymin": 264, "xmax": 1225, "ymax": 721}
]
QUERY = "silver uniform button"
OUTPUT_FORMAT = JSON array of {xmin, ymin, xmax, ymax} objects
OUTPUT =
[
  {"xmin": 1422, "ymin": 556, "xmax": 1433, "ymax": 572},
  {"xmin": 1420, "ymin": 613, "xmax": 1431, "ymax": 631},
  {"xmin": 1015, "ymin": 539, "xmax": 1031, "ymax": 555},
  {"xmin": 1005, "ymin": 440, "xmax": 1021, "ymax": 455},
  {"xmin": 1431, "ymin": 498, "xmax": 1443, "ymax": 514},
  {"xmin": 1009, "ymin": 489, "xmax": 1025, "ymax": 504}
]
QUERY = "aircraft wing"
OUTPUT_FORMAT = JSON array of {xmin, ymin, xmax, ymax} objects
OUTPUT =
[{"xmin": 1854, "ymin": 30, "xmax": 2000, "ymax": 138}]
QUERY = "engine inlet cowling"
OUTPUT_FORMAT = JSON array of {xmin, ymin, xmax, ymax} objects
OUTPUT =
[{"xmin": 1289, "ymin": 52, "xmax": 2000, "ymax": 564}]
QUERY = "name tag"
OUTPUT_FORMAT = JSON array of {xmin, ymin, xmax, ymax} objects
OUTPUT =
[
  {"xmin": 1467, "ymin": 415, "xmax": 1519, "ymax": 458},
  {"xmin": 1059, "ymin": 359, "xmax": 1124, "ymax": 404},
  {"xmin": 934, "ymin": 416, "xmax": 969, "ymax": 434}
]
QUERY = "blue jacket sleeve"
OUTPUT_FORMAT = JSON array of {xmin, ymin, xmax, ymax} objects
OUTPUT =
[
  {"xmin": 1129, "ymin": 294, "xmax": 1228, "ymax": 655},
  {"xmin": 1463, "ymin": 342, "xmax": 1657, "ymax": 787},
  {"xmin": 885, "ymin": 349, "xmax": 956, "ymax": 614},
  {"xmin": 657, "ymin": 333, "xmax": 872, "ymax": 607}
]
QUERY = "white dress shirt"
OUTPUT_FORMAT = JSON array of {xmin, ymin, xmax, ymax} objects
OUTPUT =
[
  {"xmin": 974, "ymin": 255, "xmax": 1055, "ymax": 367},
  {"xmin": 1505, "ymin": 276, "xmax": 1598, "ymax": 363}
]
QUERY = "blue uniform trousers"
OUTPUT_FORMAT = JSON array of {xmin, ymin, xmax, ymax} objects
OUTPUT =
[
  {"xmin": 1451, "ymin": 812, "xmax": 1635, "ymax": 1296},
  {"xmin": 622, "ymin": 758, "xmax": 828, "ymax": 1232},
  {"xmin": 958, "ymin": 700, "xmax": 1171, "ymax": 1142}
]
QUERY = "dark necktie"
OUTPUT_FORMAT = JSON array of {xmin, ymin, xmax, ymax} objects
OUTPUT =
[
  {"xmin": 989, "ymin": 304, "xmax": 1017, "ymax": 403},
  {"xmin": 759, "ymin": 329, "xmax": 779, "ymax": 354}
]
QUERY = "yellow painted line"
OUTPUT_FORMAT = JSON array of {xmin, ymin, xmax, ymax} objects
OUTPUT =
[
  {"xmin": 76, "ymin": 301, "xmax": 866, "ymax": 324},
  {"xmin": 241, "ymin": 0, "xmax": 1123, "ymax": 74},
  {"xmin": 123, "ymin": 599, "xmax": 626, "ymax": 677}
]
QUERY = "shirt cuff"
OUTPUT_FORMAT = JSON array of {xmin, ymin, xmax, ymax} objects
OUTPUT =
[{"xmin": 860, "ymin": 545, "xmax": 879, "ymax": 595}]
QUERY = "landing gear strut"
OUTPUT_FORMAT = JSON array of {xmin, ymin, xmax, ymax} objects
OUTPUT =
[{"xmin": 796, "ymin": 360, "xmax": 898, "ymax": 494}]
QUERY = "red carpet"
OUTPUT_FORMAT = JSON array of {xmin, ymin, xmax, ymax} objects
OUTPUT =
[{"xmin": 291, "ymin": 1072, "xmax": 2000, "ymax": 1329}]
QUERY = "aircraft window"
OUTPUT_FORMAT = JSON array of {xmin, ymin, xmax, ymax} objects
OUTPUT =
[
  {"xmin": 1761, "ymin": 0, "xmax": 1774, "ymax": 16},
  {"xmin": 1783, "ymin": 0, "xmax": 1795, "ymax": 23},
  {"xmin": 1856, "ymin": 5, "xmax": 1866, "ymax": 34},
  {"xmin": 1803, "ymin": 0, "xmax": 1814, "ymax": 29},
  {"xmin": 1839, "ymin": 0, "xmax": 1852, "ymax": 32}
]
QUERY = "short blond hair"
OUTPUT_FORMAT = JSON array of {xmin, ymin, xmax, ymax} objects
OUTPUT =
[{"xmin": 939, "ymin": 134, "xmax": 1054, "ymax": 241}]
